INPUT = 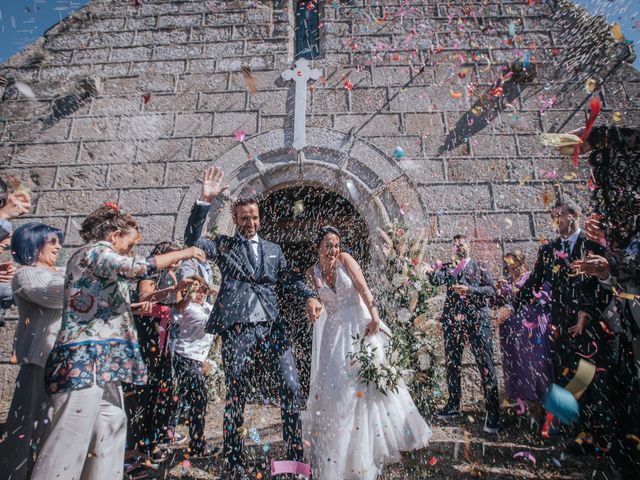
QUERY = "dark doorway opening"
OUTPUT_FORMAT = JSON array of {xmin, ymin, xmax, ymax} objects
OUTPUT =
[{"xmin": 256, "ymin": 185, "xmax": 369, "ymax": 400}]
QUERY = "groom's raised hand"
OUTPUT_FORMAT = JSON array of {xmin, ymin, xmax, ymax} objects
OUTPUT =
[
  {"xmin": 305, "ymin": 297, "xmax": 323, "ymax": 323},
  {"xmin": 200, "ymin": 165, "xmax": 229, "ymax": 203}
]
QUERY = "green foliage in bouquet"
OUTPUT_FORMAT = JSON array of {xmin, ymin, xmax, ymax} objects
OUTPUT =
[{"xmin": 349, "ymin": 224, "xmax": 444, "ymax": 416}]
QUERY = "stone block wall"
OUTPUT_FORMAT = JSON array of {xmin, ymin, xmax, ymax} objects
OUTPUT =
[{"xmin": 0, "ymin": 0, "xmax": 638, "ymax": 408}]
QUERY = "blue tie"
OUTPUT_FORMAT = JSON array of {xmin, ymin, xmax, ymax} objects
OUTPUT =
[{"xmin": 245, "ymin": 240, "xmax": 258, "ymax": 270}]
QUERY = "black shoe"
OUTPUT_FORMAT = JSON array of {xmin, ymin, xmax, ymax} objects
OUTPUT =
[
  {"xmin": 229, "ymin": 465, "xmax": 250, "ymax": 480},
  {"xmin": 483, "ymin": 411, "xmax": 502, "ymax": 433},
  {"xmin": 189, "ymin": 444, "xmax": 220, "ymax": 460},
  {"xmin": 436, "ymin": 405, "xmax": 461, "ymax": 419}
]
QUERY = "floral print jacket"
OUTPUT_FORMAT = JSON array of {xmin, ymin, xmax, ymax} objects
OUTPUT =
[{"xmin": 45, "ymin": 241, "xmax": 157, "ymax": 394}]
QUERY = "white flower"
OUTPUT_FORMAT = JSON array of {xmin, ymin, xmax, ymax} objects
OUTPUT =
[
  {"xmin": 397, "ymin": 308, "xmax": 411, "ymax": 323},
  {"xmin": 418, "ymin": 353, "xmax": 430, "ymax": 370}
]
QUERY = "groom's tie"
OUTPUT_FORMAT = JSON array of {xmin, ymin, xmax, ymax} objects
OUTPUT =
[{"xmin": 245, "ymin": 239, "xmax": 258, "ymax": 271}]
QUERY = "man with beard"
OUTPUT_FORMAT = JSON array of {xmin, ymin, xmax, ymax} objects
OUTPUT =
[
  {"xmin": 424, "ymin": 234, "xmax": 501, "ymax": 433},
  {"xmin": 495, "ymin": 198, "xmax": 609, "ymax": 450}
]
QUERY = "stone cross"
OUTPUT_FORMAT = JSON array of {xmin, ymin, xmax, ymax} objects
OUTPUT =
[{"xmin": 281, "ymin": 58, "xmax": 321, "ymax": 150}]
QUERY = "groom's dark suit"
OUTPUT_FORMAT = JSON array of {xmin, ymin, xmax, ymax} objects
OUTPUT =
[
  {"xmin": 185, "ymin": 202, "xmax": 317, "ymax": 468},
  {"xmin": 428, "ymin": 259, "xmax": 500, "ymax": 417}
]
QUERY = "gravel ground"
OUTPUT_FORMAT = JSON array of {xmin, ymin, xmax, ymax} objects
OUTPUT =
[{"xmin": 151, "ymin": 402, "xmax": 606, "ymax": 480}]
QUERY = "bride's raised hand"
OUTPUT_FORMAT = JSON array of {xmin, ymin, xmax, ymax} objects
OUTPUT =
[{"xmin": 365, "ymin": 319, "xmax": 380, "ymax": 336}]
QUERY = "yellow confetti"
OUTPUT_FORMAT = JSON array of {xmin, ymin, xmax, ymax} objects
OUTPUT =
[
  {"xmin": 584, "ymin": 78, "xmax": 597, "ymax": 93},
  {"xmin": 518, "ymin": 175, "xmax": 532, "ymax": 186},
  {"xmin": 563, "ymin": 172, "xmax": 578, "ymax": 180},
  {"xmin": 540, "ymin": 190, "xmax": 555, "ymax": 208},
  {"xmin": 471, "ymin": 106, "xmax": 483, "ymax": 116},
  {"xmin": 552, "ymin": 265, "xmax": 561, "ymax": 273},
  {"xmin": 612, "ymin": 111, "xmax": 622, "ymax": 123},
  {"xmin": 503, "ymin": 255, "xmax": 515, "ymax": 265},
  {"xmin": 612, "ymin": 22, "xmax": 625, "ymax": 42}
]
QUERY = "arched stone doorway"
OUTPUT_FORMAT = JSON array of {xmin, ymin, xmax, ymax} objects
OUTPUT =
[
  {"xmin": 173, "ymin": 128, "xmax": 428, "ymax": 399},
  {"xmin": 174, "ymin": 128, "xmax": 430, "ymax": 272},
  {"xmin": 258, "ymin": 185, "xmax": 369, "ymax": 397}
]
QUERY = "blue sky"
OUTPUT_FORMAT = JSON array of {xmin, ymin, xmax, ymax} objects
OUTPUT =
[
  {"xmin": 573, "ymin": 0, "xmax": 639, "ymax": 67},
  {"xmin": 0, "ymin": 1, "xmax": 89, "ymax": 64},
  {"xmin": 0, "ymin": 0, "xmax": 638, "ymax": 66}
]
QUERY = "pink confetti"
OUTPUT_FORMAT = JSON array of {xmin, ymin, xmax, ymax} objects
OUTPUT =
[
  {"xmin": 554, "ymin": 250, "xmax": 568, "ymax": 260},
  {"xmin": 541, "ymin": 169, "xmax": 558, "ymax": 179},
  {"xmin": 576, "ymin": 341, "xmax": 599, "ymax": 359},
  {"xmin": 235, "ymin": 129, "xmax": 246, "ymax": 142},
  {"xmin": 516, "ymin": 398, "xmax": 526, "ymax": 415},
  {"xmin": 513, "ymin": 451, "xmax": 536, "ymax": 465}
]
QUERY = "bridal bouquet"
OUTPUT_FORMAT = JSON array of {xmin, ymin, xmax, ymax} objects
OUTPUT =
[{"xmin": 349, "ymin": 224, "xmax": 444, "ymax": 415}]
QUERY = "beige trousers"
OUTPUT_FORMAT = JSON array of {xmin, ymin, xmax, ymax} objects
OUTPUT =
[{"xmin": 30, "ymin": 381, "xmax": 126, "ymax": 480}]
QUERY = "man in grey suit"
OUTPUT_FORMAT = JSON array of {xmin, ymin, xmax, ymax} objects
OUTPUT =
[{"xmin": 185, "ymin": 166, "xmax": 323, "ymax": 479}]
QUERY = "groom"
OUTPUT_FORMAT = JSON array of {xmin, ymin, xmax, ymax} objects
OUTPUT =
[{"xmin": 184, "ymin": 166, "xmax": 323, "ymax": 479}]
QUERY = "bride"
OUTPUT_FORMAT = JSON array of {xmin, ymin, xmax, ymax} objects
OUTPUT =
[{"xmin": 303, "ymin": 226, "xmax": 432, "ymax": 480}]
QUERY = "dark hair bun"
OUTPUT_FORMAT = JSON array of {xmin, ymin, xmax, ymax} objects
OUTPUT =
[{"xmin": 316, "ymin": 226, "xmax": 342, "ymax": 247}]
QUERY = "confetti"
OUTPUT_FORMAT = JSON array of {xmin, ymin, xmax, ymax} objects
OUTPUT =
[
  {"xmin": 235, "ymin": 129, "xmax": 246, "ymax": 142},
  {"xmin": 513, "ymin": 451, "xmax": 536, "ymax": 465},
  {"xmin": 612, "ymin": 22, "xmax": 625, "ymax": 42},
  {"xmin": 393, "ymin": 146, "xmax": 406, "ymax": 159},
  {"xmin": 540, "ymin": 190, "xmax": 555, "ymax": 208},
  {"xmin": 14, "ymin": 81, "xmax": 35, "ymax": 99},
  {"xmin": 612, "ymin": 111, "xmax": 622, "ymax": 123},
  {"xmin": 240, "ymin": 66, "xmax": 258, "ymax": 95},
  {"xmin": 584, "ymin": 78, "xmax": 597, "ymax": 93}
]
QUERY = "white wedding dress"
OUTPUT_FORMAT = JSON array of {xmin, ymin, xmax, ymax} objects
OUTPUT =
[{"xmin": 303, "ymin": 262, "xmax": 432, "ymax": 480}]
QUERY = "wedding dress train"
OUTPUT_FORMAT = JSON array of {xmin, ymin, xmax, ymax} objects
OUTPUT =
[{"xmin": 303, "ymin": 262, "xmax": 432, "ymax": 480}]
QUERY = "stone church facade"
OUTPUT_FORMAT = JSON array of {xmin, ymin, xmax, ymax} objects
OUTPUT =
[{"xmin": 0, "ymin": 0, "xmax": 638, "ymax": 406}]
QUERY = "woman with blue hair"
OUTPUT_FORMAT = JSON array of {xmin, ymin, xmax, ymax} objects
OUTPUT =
[{"xmin": 0, "ymin": 222, "xmax": 65, "ymax": 480}]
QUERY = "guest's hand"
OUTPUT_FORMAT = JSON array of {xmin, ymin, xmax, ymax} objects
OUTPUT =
[
  {"xmin": 182, "ymin": 246, "xmax": 207, "ymax": 263},
  {"xmin": 199, "ymin": 165, "xmax": 229, "ymax": 203},
  {"xmin": 365, "ymin": 319, "xmax": 380, "ymax": 336},
  {"xmin": 0, "ymin": 262, "xmax": 16, "ymax": 283},
  {"xmin": 202, "ymin": 361, "xmax": 212, "ymax": 375},
  {"xmin": 453, "ymin": 284, "xmax": 469, "ymax": 296},
  {"xmin": 305, "ymin": 297, "xmax": 323, "ymax": 323},
  {"xmin": 493, "ymin": 305, "xmax": 513, "ymax": 325},
  {"xmin": 571, "ymin": 253, "xmax": 610, "ymax": 280},
  {"xmin": 131, "ymin": 301, "xmax": 154, "ymax": 314},
  {"xmin": 421, "ymin": 262, "xmax": 434, "ymax": 275},
  {"xmin": 0, "ymin": 191, "xmax": 32, "ymax": 220},
  {"xmin": 569, "ymin": 311, "xmax": 589, "ymax": 337},
  {"xmin": 584, "ymin": 214, "xmax": 606, "ymax": 244},
  {"xmin": 177, "ymin": 278, "xmax": 195, "ymax": 291}
]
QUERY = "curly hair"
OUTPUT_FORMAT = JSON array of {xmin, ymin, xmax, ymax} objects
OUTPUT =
[{"xmin": 79, "ymin": 204, "xmax": 138, "ymax": 243}]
